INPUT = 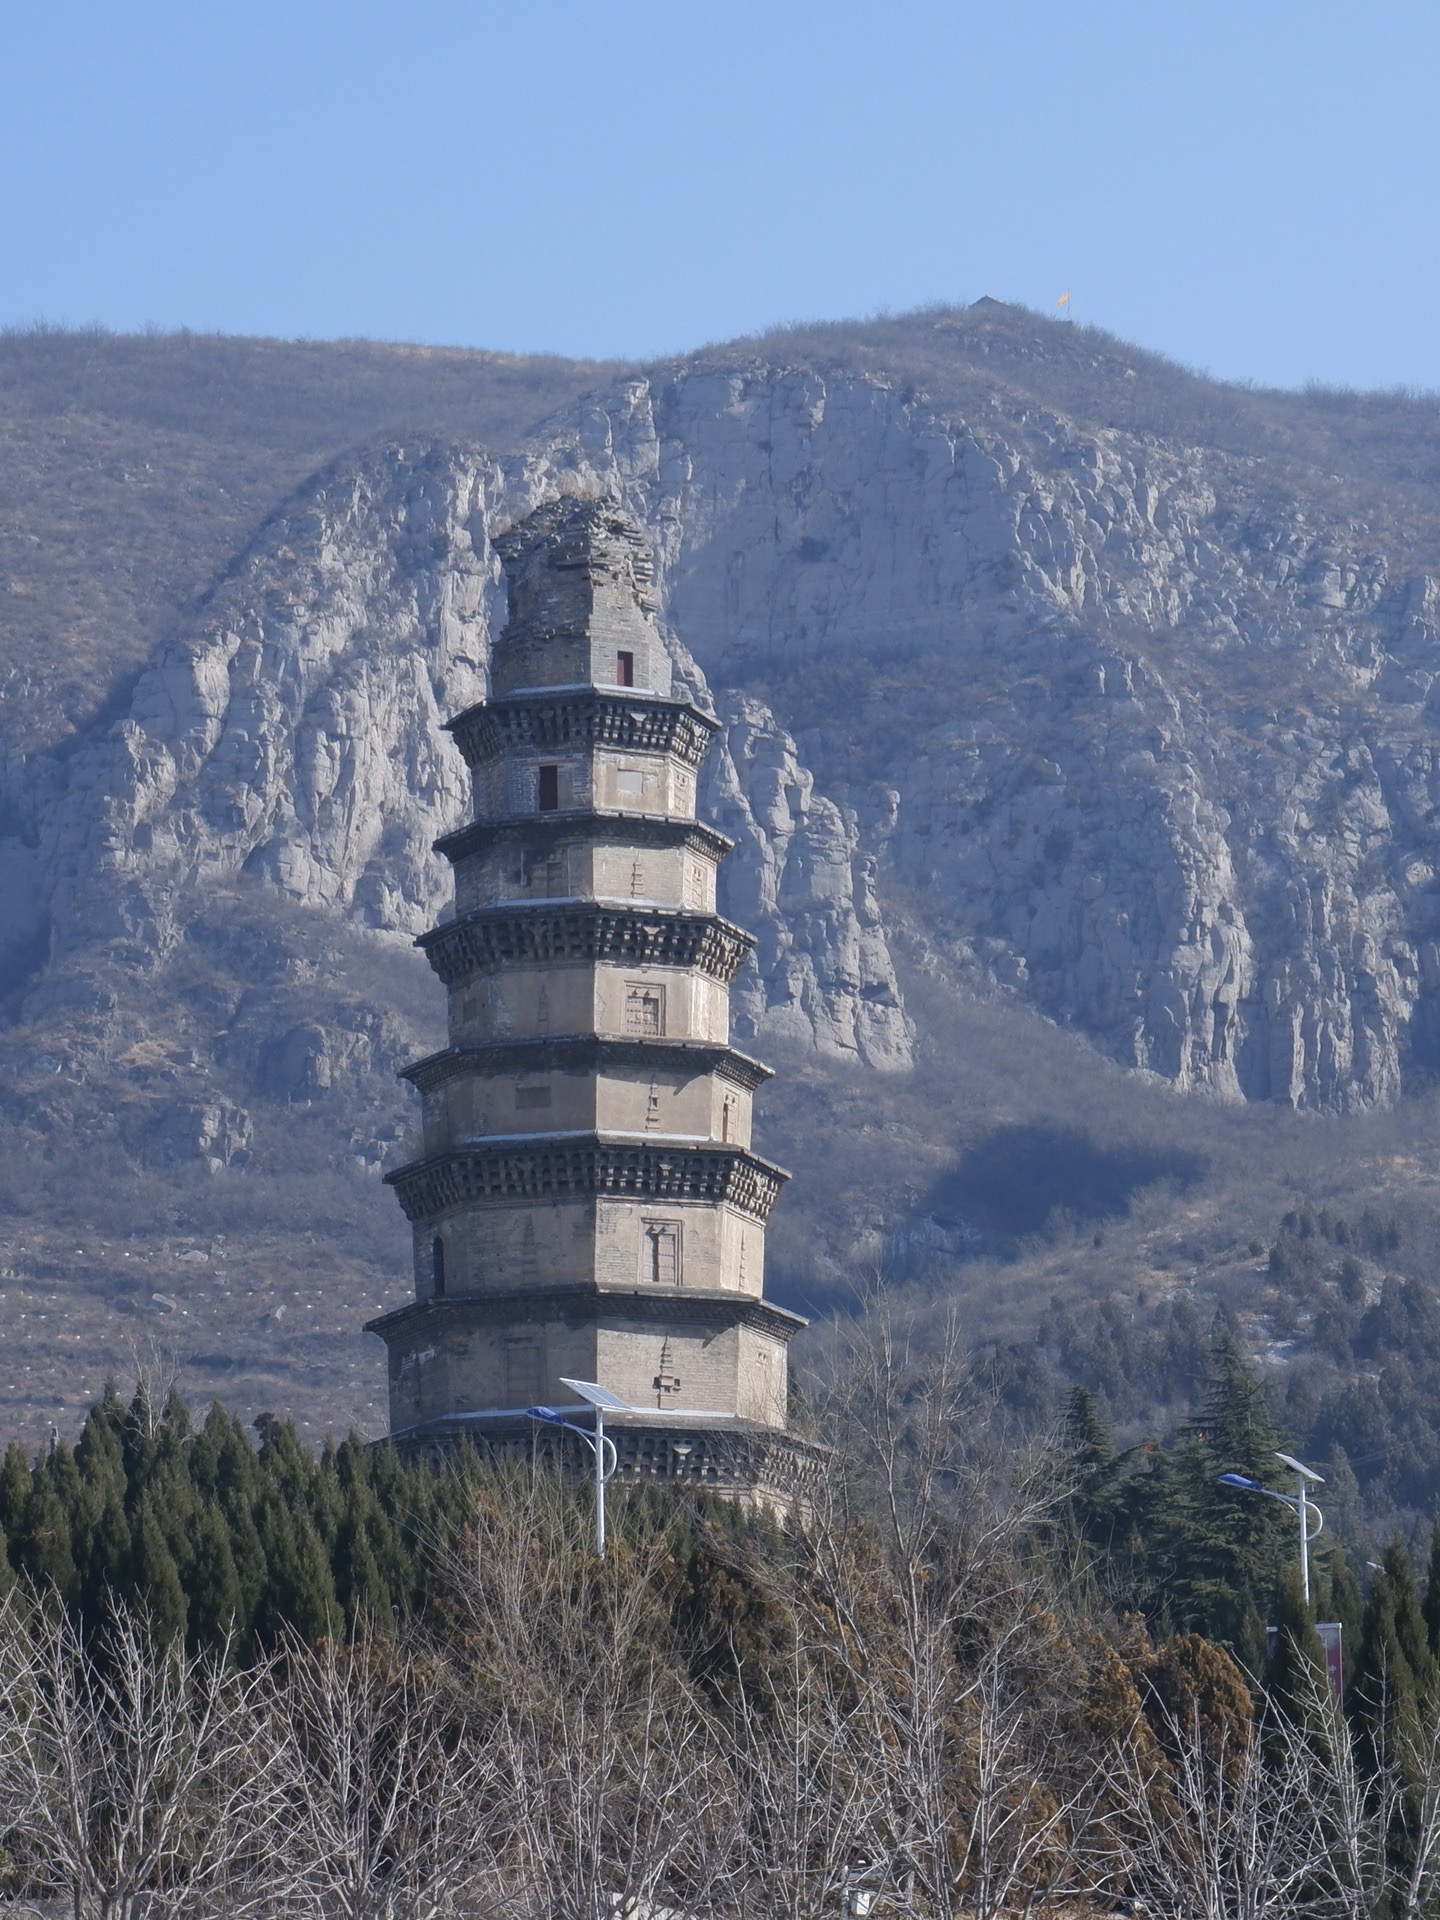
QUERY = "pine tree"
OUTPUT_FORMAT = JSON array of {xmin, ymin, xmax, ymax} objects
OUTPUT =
[
  {"xmin": 1183, "ymin": 1329, "xmax": 1292, "ymax": 1650},
  {"xmin": 1198, "ymin": 1324, "xmax": 1283, "ymax": 1473},
  {"xmin": 1063, "ymin": 1386, "xmax": 1126, "ymax": 1552}
]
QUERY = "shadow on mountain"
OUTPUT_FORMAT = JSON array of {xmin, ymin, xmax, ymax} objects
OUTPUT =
[{"xmin": 925, "ymin": 1122, "xmax": 1208, "ymax": 1254}]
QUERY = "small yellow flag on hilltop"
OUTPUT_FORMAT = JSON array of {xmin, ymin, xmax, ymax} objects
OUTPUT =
[{"xmin": 1056, "ymin": 289, "xmax": 1072, "ymax": 309}]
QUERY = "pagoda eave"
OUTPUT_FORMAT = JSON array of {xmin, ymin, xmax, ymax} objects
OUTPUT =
[
  {"xmin": 401, "ymin": 1035, "xmax": 774, "ymax": 1094},
  {"xmin": 417, "ymin": 902, "xmax": 756, "ymax": 987},
  {"xmin": 384, "ymin": 1135, "xmax": 790, "ymax": 1224},
  {"xmin": 433, "ymin": 812, "xmax": 734, "ymax": 865},
  {"xmin": 365, "ymin": 1283, "xmax": 807, "ymax": 1343},
  {"xmin": 445, "ymin": 690, "xmax": 720, "ymax": 770}
]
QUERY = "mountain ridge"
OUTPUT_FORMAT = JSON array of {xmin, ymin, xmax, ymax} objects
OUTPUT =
[{"xmin": 6, "ymin": 307, "xmax": 1440, "ymax": 1477}]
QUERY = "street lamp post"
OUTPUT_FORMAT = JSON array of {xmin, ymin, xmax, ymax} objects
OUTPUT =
[
  {"xmin": 526, "ymin": 1378, "xmax": 629, "ymax": 1555},
  {"xmin": 1218, "ymin": 1449, "xmax": 1326, "ymax": 1603}
]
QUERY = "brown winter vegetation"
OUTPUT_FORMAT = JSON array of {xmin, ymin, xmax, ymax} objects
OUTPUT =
[{"xmin": 1, "ymin": 1312, "xmax": 1439, "ymax": 1920}]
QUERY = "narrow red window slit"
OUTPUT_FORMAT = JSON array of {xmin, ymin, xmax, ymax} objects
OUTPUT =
[
  {"xmin": 616, "ymin": 651, "xmax": 634, "ymax": 687},
  {"xmin": 538, "ymin": 764, "xmax": 559, "ymax": 811}
]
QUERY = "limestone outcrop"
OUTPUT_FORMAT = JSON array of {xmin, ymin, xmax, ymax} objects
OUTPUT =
[
  {"xmin": 535, "ymin": 360, "xmax": 1440, "ymax": 1111},
  {"xmin": 9, "ymin": 336, "xmax": 1440, "ymax": 1122},
  {"xmin": 12, "ymin": 435, "xmax": 909, "ymax": 1139}
]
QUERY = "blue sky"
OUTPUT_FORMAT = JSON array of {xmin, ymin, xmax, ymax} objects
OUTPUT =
[{"xmin": 2, "ymin": 0, "xmax": 1437, "ymax": 391}]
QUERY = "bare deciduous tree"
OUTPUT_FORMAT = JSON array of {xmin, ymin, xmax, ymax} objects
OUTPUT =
[
  {"xmin": 1115, "ymin": 1695, "xmax": 1312, "ymax": 1920},
  {"xmin": 440, "ymin": 1470, "xmax": 732, "ymax": 1920},
  {"xmin": 0, "ymin": 1595, "xmax": 271, "ymax": 1920},
  {"xmin": 260, "ymin": 1625, "xmax": 488, "ymax": 1920}
]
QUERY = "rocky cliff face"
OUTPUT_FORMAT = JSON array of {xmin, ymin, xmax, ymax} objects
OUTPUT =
[
  {"xmin": 6, "ymin": 429, "xmax": 911, "ymax": 1169},
  {"xmin": 9, "ymin": 312, "xmax": 1440, "ymax": 1445},
  {"xmin": 8, "ymin": 321, "xmax": 1440, "ymax": 1188},
  {"xmin": 536, "ymin": 360, "xmax": 1440, "ymax": 1112}
]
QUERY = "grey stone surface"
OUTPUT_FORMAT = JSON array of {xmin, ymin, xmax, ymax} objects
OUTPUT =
[
  {"xmin": 11, "ymin": 350, "xmax": 1440, "ymax": 1113},
  {"xmin": 18, "ymin": 441, "xmax": 907, "ymax": 1088}
]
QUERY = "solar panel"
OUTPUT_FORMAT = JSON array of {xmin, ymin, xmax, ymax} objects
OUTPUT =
[{"xmin": 560, "ymin": 1377, "xmax": 632, "ymax": 1412}]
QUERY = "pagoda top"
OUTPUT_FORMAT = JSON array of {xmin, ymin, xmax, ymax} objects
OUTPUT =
[{"xmin": 489, "ymin": 497, "xmax": 677, "ymax": 704}]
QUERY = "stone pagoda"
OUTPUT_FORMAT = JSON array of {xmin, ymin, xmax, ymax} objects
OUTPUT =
[{"xmin": 367, "ymin": 497, "xmax": 816, "ymax": 1506}]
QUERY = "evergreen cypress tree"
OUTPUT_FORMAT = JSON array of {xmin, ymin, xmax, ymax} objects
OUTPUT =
[
  {"xmin": 367, "ymin": 1438, "xmax": 410, "ymax": 1520},
  {"xmin": 0, "ymin": 1440, "xmax": 29, "ymax": 1548},
  {"xmin": 1423, "ymin": 1517, "xmax": 1440, "ymax": 1654},
  {"xmin": 334, "ymin": 1488, "xmax": 391, "ymax": 1625},
  {"xmin": 17, "ymin": 1459, "xmax": 77, "ymax": 1599},
  {"xmin": 142, "ymin": 1418, "xmax": 203, "ymax": 1589},
  {"xmin": 335, "ymin": 1437, "xmax": 414, "ymax": 1620},
  {"xmin": 201, "ymin": 1406, "xmax": 268, "ymax": 1622},
  {"xmin": 1266, "ymin": 1565, "xmax": 1330, "ymax": 1724},
  {"xmin": 1355, "ymin": 1537, "xmax": 1437, "ymax": 1773},
  {"xmin": 72, "ymin": 1384, "xmax": 139, "ymax": 1630},
  {"xmin": 313, "ymin": 1438, "xmax": 344, "ymax": 1553},
  {"xmin": 42, "ymin": 1440, "xmax": 98, "ymax": 1610},
  {"xmin": 78, "ymin": 1475, "xmax": 131, "ymax": 1629},
  {"xmin": 1312, "ymin": 1549, "xmax": 1365, "ymax": 1698},
  {"xmin": 127, "ymin": 1494, "xmax": 187, "ymax": 1646},
  {"xmin": 1386, "ymin": 1535, "xmax": 1435, "ymax": 1696},
  {"xmin": 184, "ymin": 1499, "xmax": 244, "ymax": 1652},
  {"xmin": 255, "ymin": 1415, "xmax": 317, "ymax": 1513},
  {"xmin": 75, "ymin": 1389, "xmax": 127, "ymax": 1485},
  {"xmin": 44, "ymin": 1441, "xmax": 86, "ymax": 1547},
  {"xmin": 122, "ymin": 1385, "xmax": 160, "ymax": 1491},
  {"xmin": 0, "ymin": 1522, "xmax": 14, "ymax": 1600},
  {"xmin": 255, "ymin": 1491, "xmax": 340, "ymax": 1644}
]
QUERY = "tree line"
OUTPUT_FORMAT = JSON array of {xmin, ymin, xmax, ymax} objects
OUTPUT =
[
  {"xmin": 0, "ymin": 1385, "xmax": 478, "ymax": 1652},
  {"xmin": 3, "ymin": 1308, "xmax": 1440, "ymax": 1919}
]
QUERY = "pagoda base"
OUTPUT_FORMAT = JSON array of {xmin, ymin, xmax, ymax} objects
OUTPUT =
[{"xmin": 383, "ymin": 1409, "xmax": 827, "ymax": 1518}]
